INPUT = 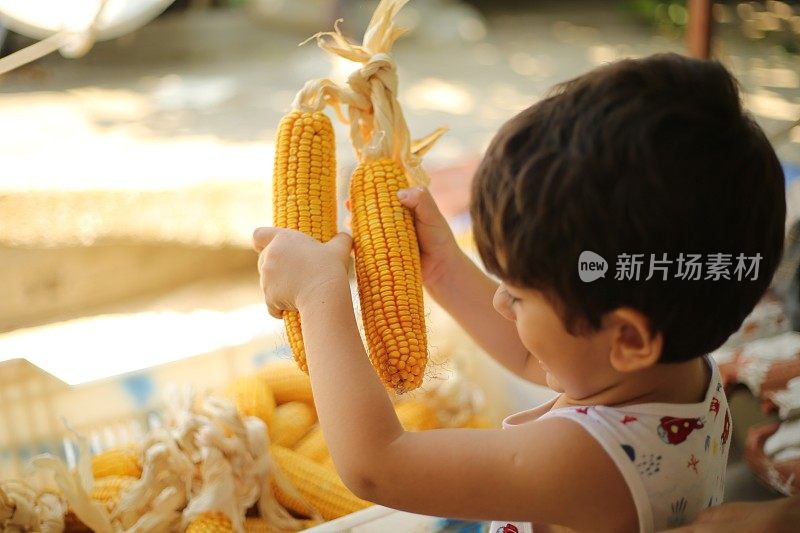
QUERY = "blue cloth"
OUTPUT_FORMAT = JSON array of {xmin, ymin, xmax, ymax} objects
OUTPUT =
[{"xmin": 783, "ymin": 161, "xmax": 800, "ymax": 186}]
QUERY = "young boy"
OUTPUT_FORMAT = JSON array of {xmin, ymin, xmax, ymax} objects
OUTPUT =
[{"xmin": 252, "ymin": 53, "xmax": 786, "ymax": 531}]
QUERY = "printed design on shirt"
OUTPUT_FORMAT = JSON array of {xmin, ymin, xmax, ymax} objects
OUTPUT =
[
  {"xmin": 667, "ymin": 497, "xmax": 689, "ymax": 528},
  {"xmin": 497, "ymin": 523, "xmax": 519, "ymax": 533},
  {"xmin": 712, "ymin": 438, "xmax": 719, "ymax": 456},
  {"xmin": 635, "ymin": 453, "xmax": 662, "ymax": 476},
  {"xmin": 657, "ymin": 416, "xmax": 705, "ymax": 445},
  {"xmin": 621, "ymin": 444, "xmax": 636, "ymax": 461},
  {"xmin": 575, "ymin": 407, "xmax": 589, "ymax": 415},
  {"xmin": 687, "ymin": 453, "xmax": 700, "ymax": 474},
  {"xmin": 709, "ymin": 397, "xmax": 720, "ymax": 418},
  {"xmin": 621, "ymin": 415, "xmax": 637, "ymax": 425},
  {"xmin": 716, "ymin": 382, "xmax": 723, "ymax": 393},
  {"xmin": 721, "ymin": 410, "xmax": 731, "ymax": 446},
  {"xmin": 704, "ymin": 435, "xmax": 711, "ymax": 452}
]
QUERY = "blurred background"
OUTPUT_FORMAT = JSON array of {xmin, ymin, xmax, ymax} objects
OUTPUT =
[{"xmin": 0, "ymin": 0, "xmax": 799, "ymax": 513}]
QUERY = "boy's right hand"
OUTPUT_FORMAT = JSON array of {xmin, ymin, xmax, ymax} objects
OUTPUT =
[
  {"xmin": 395, "ymin": 186, "xmax": 461, "ymax": 288},
  {"xmin": 346, "ymin": 186, "xmax": 460, "ymax": 290}
]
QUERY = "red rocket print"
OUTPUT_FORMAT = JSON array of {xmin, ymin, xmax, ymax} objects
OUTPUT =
[
  {"xmin": 657, "ymin": 416, "xmax": 705, "ymax": 445},
  {"xmin": 621, "ymin": 415, "xmax": 637, "ymax": 424},
  {"xmin": 497, "ymin": 524, "xmax": 519, "ymax": 533},
  {"xmin": 709, "ymin": 397, "xmax": 720, "ymax": 418},
  {"xmin": 721, "ymin": 410, "xmax": 730, "ymax": 446},
  {"xmin": 687, "ymin": 453, "xmax": 700, "ymax": 474},
  {"xmin": 575, "ymin": 407, "xmax": 589, "ymax": 415}
]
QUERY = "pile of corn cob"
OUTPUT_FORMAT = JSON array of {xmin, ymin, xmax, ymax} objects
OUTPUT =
[
  {"xmin": 0, "ymin": 359, "xmax": 490, "ymax": 532},
  {"xmin": 272, "ymin": 0, "xmax": 447, "ymax": 393},
  {"xmin": 260, "ymin": 361, "xmax": 491, "ymax": 471},
  {"xmin": 41, "ymin": 365, "xmax": 375, "ymax": 533}
]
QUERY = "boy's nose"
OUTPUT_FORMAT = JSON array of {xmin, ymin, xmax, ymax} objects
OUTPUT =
[{"xmin": 492, "ymin": 284, "xmax": 516, "ymax": 321}]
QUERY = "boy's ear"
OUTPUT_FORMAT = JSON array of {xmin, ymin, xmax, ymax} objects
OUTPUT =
[{"xmin": 605, "ymin": 308, "xmax": 663, "ymax": 373}]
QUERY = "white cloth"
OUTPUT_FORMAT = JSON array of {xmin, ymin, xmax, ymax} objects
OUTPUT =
[
  {"xmin": 771, "ymin": 377, "xmax": 800, "ymax": 420},
  {"xmin": 488, "ymin": 356, "xmax": 730, "ymax": 533},
  {"xmin": 764, "ymin": 418, "xmax": 800, "ymax": 457}
]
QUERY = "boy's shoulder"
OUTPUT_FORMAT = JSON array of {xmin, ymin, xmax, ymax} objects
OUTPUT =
[{"xmin": 530, "ymin": 362, "xmax": 730, "ymax": 531}]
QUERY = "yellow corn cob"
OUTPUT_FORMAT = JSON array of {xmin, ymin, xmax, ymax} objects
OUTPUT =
[
  {"xmin": 463, "ymin": 415, "xmax": 492, "ymax": 428},
  {"xmin": 293, "ymin": 425, "xmax": 329, "ymax": 463},
  {"xmin": 257, "ymin": 359, "xmax": 314, "ymax": 404},
  {"xmin": 273, "ymin": 111, "xmax": 338, "ymax": 373},
  {"xmin": 350, "ymin": 159, "xmax": 427, "ymax": 392},
  {"xmin": 320, "ymin": 454, "xmax": 336, "ymax": 471},
  {"xmin": 270, "ymin": 401, "xmax": 317, "ymax": 448},
  {"xmin": 185, "ymin": 511, "xmax": 235, "ymax": 533},
  {"xmin": 91, "ymin": 446, "xmax": 142, "ymax": 479},
  {"xmin": 226, "ymin": 376, "xmax": 276, "ymax": 425},
  {"xmin": 395, "ymin": 400, "xmax": 439, "ymax": 431},
  {"xmin": 294, "ymin": 400, "xmax": 434, "ymax": 465},
  {"xmin": 270, "ymin": 445, "xmax": 371, "ymax": 521},
  {"xmin": 89, "ymin": 475, "xmax": 137, "ymax": 514}
]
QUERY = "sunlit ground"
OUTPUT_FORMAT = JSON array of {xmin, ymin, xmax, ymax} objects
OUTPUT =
[{"xmin": 0, "ymin": 0, "xmax": 798, "ymax": 385}]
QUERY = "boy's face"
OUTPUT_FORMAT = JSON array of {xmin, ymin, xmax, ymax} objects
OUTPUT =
[{"xmin": 494, "ymin": 282, "xmax": 617, "ymax": 398}]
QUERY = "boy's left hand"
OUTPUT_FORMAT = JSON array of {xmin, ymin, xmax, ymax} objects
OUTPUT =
[{"xmin": 252, "ymin": 227, "xmax": 352, "ymax": 318}]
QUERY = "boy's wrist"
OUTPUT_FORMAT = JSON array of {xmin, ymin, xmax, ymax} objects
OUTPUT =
[
  {"xmin": 296, "ymin": 268, "xmax": 351, "ymax": 312},
  {"xmin": 425, "ymin": 244, "xmax": 468, "ymax": 297}
]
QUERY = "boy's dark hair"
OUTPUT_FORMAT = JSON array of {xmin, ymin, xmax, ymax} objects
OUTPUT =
[{"xmin": 471, "ymin": 53, "xmax": 786, "ymax": 363}]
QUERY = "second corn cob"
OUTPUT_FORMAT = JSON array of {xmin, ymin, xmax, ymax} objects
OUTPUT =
[
  {"xmin": 257, "ymin": 359, "xmax": 314, "ymax": 404},
  {"xmin": 226, "ymin": 376, "xmax": 276, "ymax": 426},
  {"xmin": 185, "ymin": 511, "xmax": 233, "ymax": 533},
  {"xmin": 89, "ymin": 475, "xmax": 137, "ymax": 514},
  {"xmin": 272, "ymin": 111, "xmax": 337, "ymax": 373},
  {"xmin": 395, "ymin": 400, "xmax": 439, "ymax": 431},
  {"xmin": 270, "ymin": 445, "xmax": 371, "ymax": 521},
  {"xmin": 91, "ymin": 446, "xmax": 142, "ymax": 480},
  {"xmin": 270, "ymin": 401, "xmax": 317, "ymax": 448},
  {"xmin": 350, "ymin": 159, "xmax": 427, "ymax": 392},
  {"xmin": 293, "ymin": 425, "xmax": 329, "ymax": 464}
]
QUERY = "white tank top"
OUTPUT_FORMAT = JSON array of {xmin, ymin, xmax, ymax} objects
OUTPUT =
[{"xmin": 489, "ymin": 356, "xmax": 730, "ymax": 533}]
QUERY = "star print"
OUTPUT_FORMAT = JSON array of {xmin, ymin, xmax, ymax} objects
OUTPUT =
[
  {"xmin": 621, "ymin": 415, "xmax": 637, "ymax": 424},
  {"xmin": 687, "ymin": 454, "xmax": 700, "ymax": 474}
]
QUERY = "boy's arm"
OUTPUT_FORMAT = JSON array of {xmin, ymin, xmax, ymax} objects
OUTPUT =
[
  {"xmin": 300, "ymin": 279, "xmax": 636, "ymax": 531},
  {"xmin": 426, "ymin": 247, "xmax": 547, "ymax": 386}
]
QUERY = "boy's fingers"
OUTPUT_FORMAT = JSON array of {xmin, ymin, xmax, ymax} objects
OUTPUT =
[
  {"xmin": 326, "ymin": 232, "xmax": 353, "ymax": 255},
  {"xmin": 397, "ymin": 187, "xmax": 446, "ymax": 225},
  {"xmin": 267, "ymin": 305, "xmax": 284, "ymax": 320},
  {"xmin": 252, "ymin": 226, "xmax": 279, "ymax": 252}
]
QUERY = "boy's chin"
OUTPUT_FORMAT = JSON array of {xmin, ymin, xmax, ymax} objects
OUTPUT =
[{"xmin": 545, "ymin": 372, "xmax": 564, "ymax": 393}]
